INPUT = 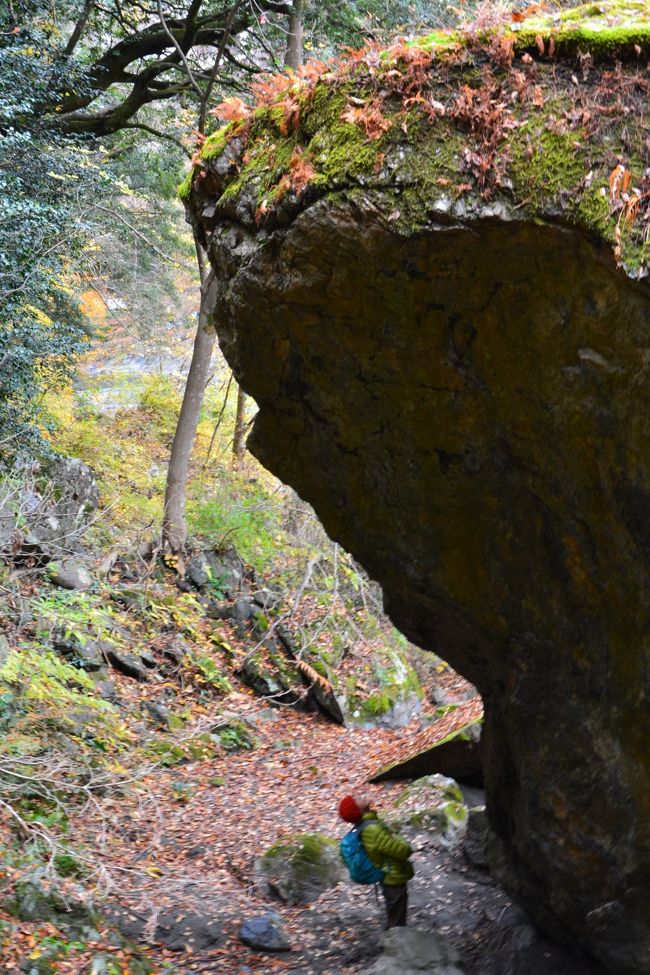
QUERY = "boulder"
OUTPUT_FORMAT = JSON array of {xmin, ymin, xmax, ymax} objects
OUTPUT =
[
  {"xmin": 53, "ymin": 632, "xmax": 106, "ymax": 672},
  {"xmin": 47, "ymin": 561, "xmax": 94, "ymax": 591},
  {"xmin": 237, "ymin": 641, "xmax": 301, "ymax": 705},
  {"xmin": 4, "ymin": 876, "xmax": 98, "ymax": 936},
  {"xmin": 239, "ymin": 912, "xmax": 291, "ymax": 952},
  {"xmin": 364, "ymin": 927, "xmax": 464, "ymax": 975},
  {"xmin": 371, "ymin": 720, "xmax": 483, "ymax": 786},
  {"xmin": 187, "ymin": 546, "xmax": 246, "ymax": 596},
  {"xmin": 387, "ymin": 774, "xmax": 468, "ymax": 850},
  {"xmin": 255, "ymin": 833, "xmax": 346, "ymax": 904},
  {"xmin": 104, "ymin": 648, "xmax": 149, "ymax": 681},
  {"xmin": 186, "ymin": 6, "xmax": 650, "ymax": 971},
  {"xmin": 1, "ymin": 459, "xmax": 99, "ymax": 564}
]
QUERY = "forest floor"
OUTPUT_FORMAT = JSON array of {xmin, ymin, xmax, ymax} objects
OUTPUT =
[
  {"xmin": 0, "ymin": 659, "xmax": 606, "ymax": 975},
  {"xmin": 82, "ymin": 675, "xmax": 608, "ymax": 975},
  {"xmin": 0, "ymin": 308, "xmax": 609, "ymax": 975}
]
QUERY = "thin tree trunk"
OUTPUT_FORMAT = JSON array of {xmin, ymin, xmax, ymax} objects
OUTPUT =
[
  {"xmin": 64, "ymin": 0, "xmax": 96, "ymax": 56},
  {"xmin": 162, "ymin": 243, "xmax": 218, "ymax": 552},
  {"xmin": 284, "ymin": 0, "xmax": 304, "ymax": 71},
  {"xmin": 232, "ymin": 385, "xmax": 247, "ymax": 464}
]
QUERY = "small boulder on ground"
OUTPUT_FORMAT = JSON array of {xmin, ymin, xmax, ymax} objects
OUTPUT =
[
  {"xmin": 386, "ymin": 774, "xmax": 468, "ymax": 850},
  {"xmin": 364, "ymin": 927, "xmax": 465, "ymax": 975},
  {"xmin": 255, "ymin": 833, "xmax": 346, "ymax": 904},
  {"xmin": 104, "ymin": 648, "xmax": 149, "ymax": 681},
  {"xmin": 239, "ymin": 912, "xmax": 290, "ymax": 952},
  {"xmin": 47, "ymin": 561, "xmax": 94, "ymax": 591}
]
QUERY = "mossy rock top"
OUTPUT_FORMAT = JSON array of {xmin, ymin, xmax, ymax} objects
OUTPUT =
[{"xmin": 186, "ymin": 0, "xmax": 650, "ymax": 280}]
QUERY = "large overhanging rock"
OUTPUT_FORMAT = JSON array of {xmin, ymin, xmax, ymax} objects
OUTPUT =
[{"xmin": 185, "ymin": 5, "xmax": 650, "ymax": 972}]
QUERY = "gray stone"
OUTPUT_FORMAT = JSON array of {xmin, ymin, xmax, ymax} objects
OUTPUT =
[
  {"xmin": 104, "ymin": 649, "xmax": 149, "ymax": 681},
  {"xmin": 186, "ymin": 555, "xmax": 211, "ymax": 589},
  {"xmin": 47, "ymin": 561, "xmax": 94, "ymax": 591},
  {"xmin": 204, "ymin": 600, "xmax": 231, "ymax": 620},
  {"xmin": 95, "ymin": 679, "xmax": 118, "ymax": 701},
  {"xmin": 387, "ymin": 775, "xmax": 468, "ymax": 849},
  {"xmin": 365, "ymin": 928, "xmax": 464, "ymax": 975},
  {"xmin": 239, "ymin": 912, "xmax": 290, "ymax": 952},
  {"xmin": 255, "ymin": 833, "xmax": 346, "ymax": 905},
  {"xmin": 5, "ymin": 877, "xmax": 97, "ymax": 934},
  {"xmin": 144, "ymin": 702, "xmax": 172, "ymax": 728},
  {"xmin": 162, "ymin": 638, "xmax": 190, "ymax": 664},
  {"xmin": 232, "ymin": 597, "xmax": 254, "ymax": 622}
]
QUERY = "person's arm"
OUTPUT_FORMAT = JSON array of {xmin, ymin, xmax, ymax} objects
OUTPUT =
[{"xmin": 364, "ymin": 822, "xmax": 412, "ymax": 861}]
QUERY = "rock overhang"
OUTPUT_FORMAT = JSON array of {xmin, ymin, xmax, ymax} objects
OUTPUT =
[{"xmin": 184, "ymin": 4, "xmax": 650, "ymax": 973}]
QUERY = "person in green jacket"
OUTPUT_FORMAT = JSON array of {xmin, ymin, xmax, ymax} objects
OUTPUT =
[{"xmin": 339, "ymin": 794, "xmax": 414, "ymax": 928}]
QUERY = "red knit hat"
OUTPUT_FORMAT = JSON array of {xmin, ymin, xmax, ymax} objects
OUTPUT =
[{"xmin": 339, "ymin": 795, "xmax": 363, "ymax": 823}]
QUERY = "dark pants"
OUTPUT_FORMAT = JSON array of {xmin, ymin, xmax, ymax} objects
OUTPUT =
[{"xmin": 382, "ymin": 882, "xmax": 408, "ymax": 928}]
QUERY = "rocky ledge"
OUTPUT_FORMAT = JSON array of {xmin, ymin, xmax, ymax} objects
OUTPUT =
[{"xmin": 184, "ymin": 4, "xmax": 650, "ymax": 973}]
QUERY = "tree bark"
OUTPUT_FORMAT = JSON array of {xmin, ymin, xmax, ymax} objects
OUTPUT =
[
  {"xmin": 284, "ymin": 0, "xmax": 304, "ymax": 71},
  {"xmin": 232, "ymin": 384, "xmax": 247, "ymax": 464},
  {"xmin": 162, "ymin": 244, "xmax": 217, "ymax": 552}
]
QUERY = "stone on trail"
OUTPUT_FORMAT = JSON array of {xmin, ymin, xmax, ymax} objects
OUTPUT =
[
  {"xmin": 186, "ymin": 4, "xmax": 650, "ymax": 971},
  {"xmin": 387, "ymin": 774, "xmax": 468, "ymax": 850},
  {"xmin": 364, "ymin": 927, "xmax": 464, "ymax": 975},
  {"xmin": 239, "ymin": 912, "xmax": 291, "ymax": 952}
]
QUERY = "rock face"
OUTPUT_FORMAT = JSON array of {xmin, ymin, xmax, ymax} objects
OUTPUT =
[{"xmin": 187, "ymin": 5, "xmax": 650, "ymax": 973}]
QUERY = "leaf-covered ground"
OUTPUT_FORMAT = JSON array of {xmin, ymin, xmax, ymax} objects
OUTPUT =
[{"xmin": 0, "ymin": 653, "xmax": 481, "ymax": 975}]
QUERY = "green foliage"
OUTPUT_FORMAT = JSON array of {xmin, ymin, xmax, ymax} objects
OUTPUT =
[
  {"xmin": 218, "ymin": 721, "xmax": 256, "ymax": 752},
  {"xmin": 187, "ymin": 481, "xmax": 282, "ymax": 570},
  {"xmin": 191, "ymin": 653, "xmax": 232, "ymax": 692},
  {"xmin": 145, "ymin": 732, "xmax": 219, "ymax": 767},
  {"xmin": 138, "ymin": 376, "xmax": 182, "ymax": 439}
]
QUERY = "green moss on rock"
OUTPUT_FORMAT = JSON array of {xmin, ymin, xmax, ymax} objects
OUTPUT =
[
  {"xmin": 256, "ymin": 833, "xmax": 346, "ymax": 904},
  {"xmin": 188, "ymin": 0, "xmax": 649, "ymax": 280}
]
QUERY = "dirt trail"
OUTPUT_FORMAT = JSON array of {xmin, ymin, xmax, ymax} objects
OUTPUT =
[{"xmin": 91, "ymin": 691, "xmax": 606, "ymax": 975}]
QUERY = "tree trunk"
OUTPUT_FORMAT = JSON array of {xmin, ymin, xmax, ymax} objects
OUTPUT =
[
  {"xmin": 162, "ymin": 245, "xmax": 218, "ymax": 552},
  {"xmin": 284, "ymin": 0, "xmax": 304, "ymax": 71},
  {"xmin": 232, "ymin": 385, "xmax": 247, "ymax": 464}
]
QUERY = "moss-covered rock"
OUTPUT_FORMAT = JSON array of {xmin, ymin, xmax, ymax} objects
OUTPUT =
[
  {"xmin": 386, "ymin": 774, "xmax": 469, "ymax": 849},
  {"xmin": 255, "ymin": 833, "xmax": 346, "ymax": 904},
  {"xmin": 187, "ymin": 5, "xmax": 650, "ymax": 972}
]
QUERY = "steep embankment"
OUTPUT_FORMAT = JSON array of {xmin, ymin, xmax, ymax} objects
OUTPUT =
[{"xmin": 184, "ymin": 4, "xmax": 650, "ymax": 973}]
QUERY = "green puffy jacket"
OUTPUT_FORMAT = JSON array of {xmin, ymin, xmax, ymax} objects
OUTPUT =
[{"xmin": 359, "ymin": 811, "xmax": 414, "ymax": 886}]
